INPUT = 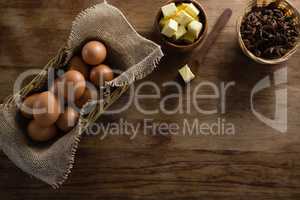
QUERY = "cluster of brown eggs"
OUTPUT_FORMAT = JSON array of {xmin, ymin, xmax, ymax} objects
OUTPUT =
[{"xmin": 20, "ymin": 41, "xmax": 114, "ymax": 142}]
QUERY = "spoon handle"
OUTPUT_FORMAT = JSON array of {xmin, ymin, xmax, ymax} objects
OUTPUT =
[{"xmin": 191, "ymin": 8, "xmax": 233, "ymax": 68}]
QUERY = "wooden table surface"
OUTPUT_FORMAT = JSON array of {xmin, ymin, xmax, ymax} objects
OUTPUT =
[{"xmin": 1, "ymin": 0, "xmax": 300, "ymax": 199}]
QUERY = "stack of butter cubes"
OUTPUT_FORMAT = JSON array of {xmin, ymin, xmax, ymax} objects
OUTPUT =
[{"xmin": 160, "ymin": 2, "xmax": 203, "ymax": 43}]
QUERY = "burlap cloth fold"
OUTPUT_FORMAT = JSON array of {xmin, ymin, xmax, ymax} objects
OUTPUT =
[{"xmin": 0, "ymin": 2, "xmax": 163, "ymax": 188}]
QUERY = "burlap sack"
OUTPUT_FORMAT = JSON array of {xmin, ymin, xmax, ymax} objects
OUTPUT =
[{"xmin": 0, "ymin": 1, "xmax": 163, "ymax": 188}]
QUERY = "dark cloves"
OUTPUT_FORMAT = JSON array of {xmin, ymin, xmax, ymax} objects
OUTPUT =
[{"xmin": 241, "ymin": 3, "xmax": 299, "ymax": 59}]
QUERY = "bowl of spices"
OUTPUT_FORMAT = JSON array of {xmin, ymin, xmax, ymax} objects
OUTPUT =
[
  {"xmin": 154, "ymin": 0, "xmax": 208, "ymax": 52},
  {"xmin": 237, "ymin": 0, "xmax": 300, "ymax": 64}
]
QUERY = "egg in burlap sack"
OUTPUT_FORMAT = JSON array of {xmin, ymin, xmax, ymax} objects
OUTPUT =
[{"xmin": 0, "ymin": 1, "xmax": 163, "ymax": 188}]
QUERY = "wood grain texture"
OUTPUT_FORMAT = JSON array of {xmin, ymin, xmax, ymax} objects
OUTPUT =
[{"xmin": 1, "ymin": 0, "xmax": 300, "ymax": 199}]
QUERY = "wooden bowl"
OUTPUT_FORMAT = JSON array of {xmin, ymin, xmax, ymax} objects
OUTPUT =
[
  {"xmin": 237, "ymin": 0, "xmax": 300, "ymax": 64},
  {"xmin": 154, "ymin": 0, "xmax": 208, "ymax": 52}
]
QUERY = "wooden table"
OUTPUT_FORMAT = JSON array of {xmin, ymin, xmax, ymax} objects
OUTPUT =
[{"xmin": 1, "ymin": 0, "xmax": 300, "ymax": 199}]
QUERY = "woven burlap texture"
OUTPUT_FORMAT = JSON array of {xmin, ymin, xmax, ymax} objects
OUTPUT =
[{"xmin": 0, "ymin": 1, "xmax": 163, "ymax": 188}]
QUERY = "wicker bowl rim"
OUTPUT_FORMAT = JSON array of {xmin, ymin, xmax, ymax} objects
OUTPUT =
[{"xmin": 237, "ymin": 0, "xmax": 300, "ymax": 64}]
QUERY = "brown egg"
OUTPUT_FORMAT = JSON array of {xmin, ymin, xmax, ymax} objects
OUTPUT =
[
  {"xmin": 54, "ymin": 70, "xmax": 86, "ymax": 102},
  {"xmin": 81, "ymin": 41, "xmax": 107, "ymax": 65},
  {"xmin": 27, "ymin": 120, "xmax": 58, "ymax": 142},
  {"xmin": 33, "ymin": 91, "xmax": 60, "ymax": 127},
  {"xmin": 20, "ymin": 93, "xmax": 39, "ymax": 119},
  {"xmin": 90, "ymin": 64, "xmax": 114, "ymax": 87},
  {"xmin": 68, "ymin": 56, "xmax": 90, "ymax": 79},
  {"xmin": 56, "ymin": 107, "xmax": 79, "ymax": 132},
  {"xmin": 75, "ymin": 87, "xmax": 98, "ymax": 108}
]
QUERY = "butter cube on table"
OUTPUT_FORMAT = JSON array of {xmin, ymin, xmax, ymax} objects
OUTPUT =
[
  {"xmin": 174, "ymin": 25, "xmax": 187, "ymax": 40},
  {"xmin": 178, "ymin": 64, "xmax": 195, "ymax": 83},
  {"xmin": 161, "ymin": 19, "xmax": 178, "ymax": 38},
  {"xmin": 174, "ymin": 10, "xmax": 194, "ymax": 26},
  {"xmin": 183, "ymin": 3, "xmax": 200, "ymax": 18},
  {"xmin": 161, "ymin": 3, "xmax": 178, "ymax": 18},
  {"xmin": 187, "ymin": 20, "xmax": 203, "ymax": 39}
]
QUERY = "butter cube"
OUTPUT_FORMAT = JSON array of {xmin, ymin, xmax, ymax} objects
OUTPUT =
[
  {"xmin": 177, "ymin": 3, "xmax": 187, "ymax": 11},
  {"xmin": 174, "ymin": 25, "xmax": 187, "ymax": 40},
  {"xmin": 177, "ymin": 3, "xmax": 199, "ymax": 20},
  {"xmin": 187, "ymin": 20, "xmax": 203, "ymax": 39},
  {"xmin": 182, "ymin": 32, "xmax": 196, "ymax": 43},
  {"xmin": 183, "ymin": 3, "xmax": 200, "ymax": 18},
  {"xmin": 161, "ymin": 3, "xmax": 178, "ymax": 18},
  {"xmin": 174, "ymin": 10, "xmax": 194, "ymax": 26},
  {"xmin": 194, "ymin": 16, "xmax": 199, "ymax": 21},
  {"xmin": 178, "ymin": 64, "xmax": 195, "ymax": 83},
  {"xmin": 159, "ymin": 18, "xmax": 168, "ymax": 27},
  {"xmin": 161, "ymin": 19, "xmax": 178, "ymax": 38}
]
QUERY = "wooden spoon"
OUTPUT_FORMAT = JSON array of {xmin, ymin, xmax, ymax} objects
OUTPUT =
[{"xmin": 189, "ymin": 8, "xmax": 233, "ymax": 73}]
